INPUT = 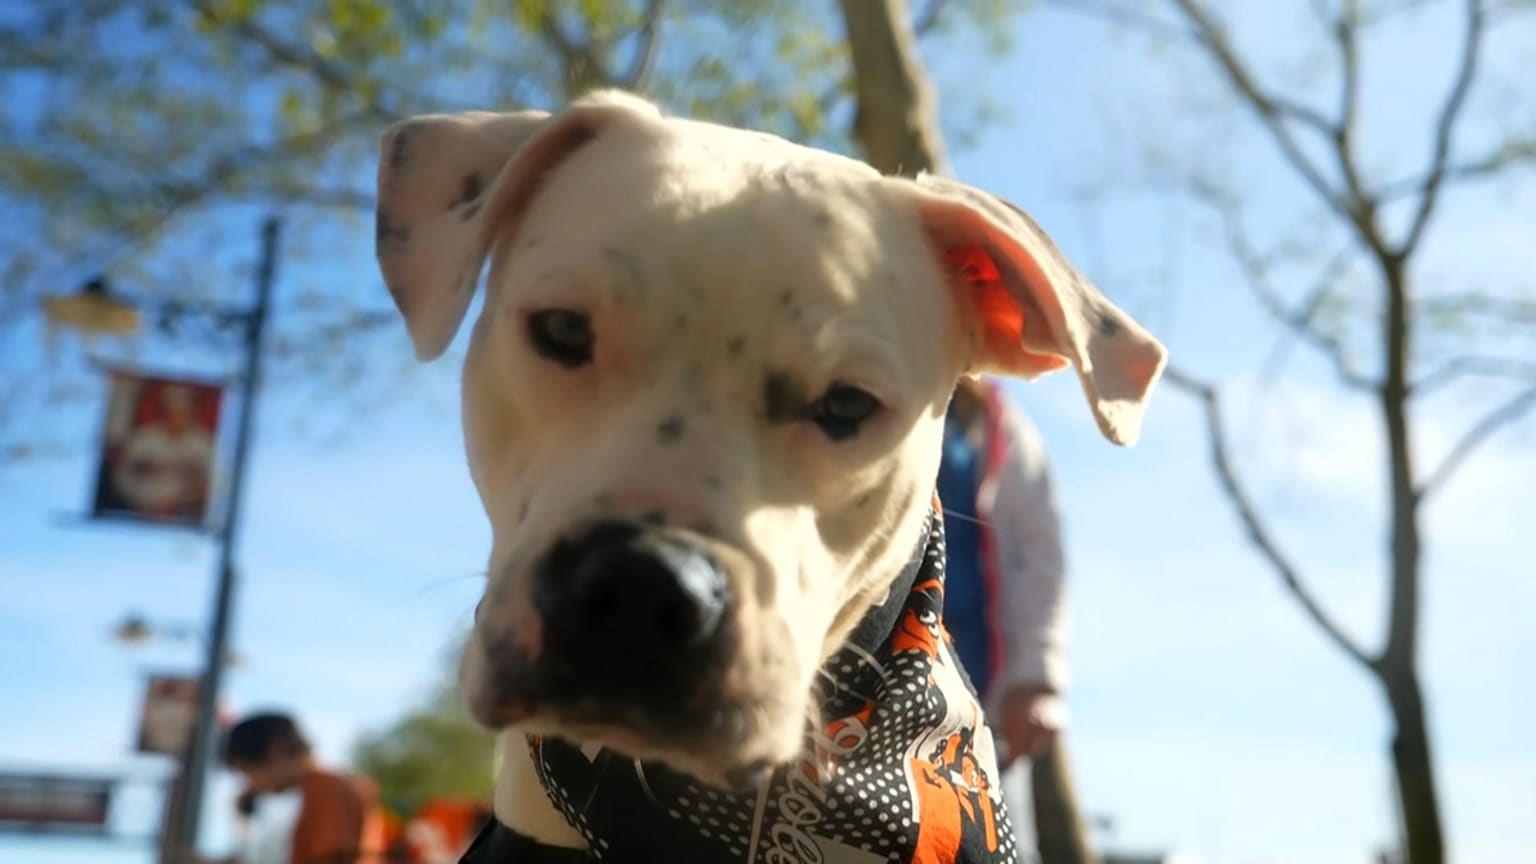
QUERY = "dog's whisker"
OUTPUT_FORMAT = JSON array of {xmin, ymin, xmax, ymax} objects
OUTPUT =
[
  {"xmin": 405, "ymin": 570, "xmax": 489, "ymax": 601},
  {"xmin": 815, "ymin": 667, "xmax": 878, "ymax": 704},
  {"xmin": 938, "ymin": 506, "xmax": 991, "ymax": 528},
  {"xmin": 632, "ymin": 759, "xmax": 664, "ymax": 809},
  {"xmin": 840, "ymin": 641, "xmax": 891, "ymax": 689}
]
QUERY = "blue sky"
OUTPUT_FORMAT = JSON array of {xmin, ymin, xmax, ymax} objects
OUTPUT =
[{"xmin": 2, "ymin": 4, "xmax": 1533, "ymax": 863}]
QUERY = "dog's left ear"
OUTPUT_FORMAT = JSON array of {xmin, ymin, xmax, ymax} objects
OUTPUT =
[{"xmin": 907, "ymin": 174, "xmax": 1166, "ymax": 446}]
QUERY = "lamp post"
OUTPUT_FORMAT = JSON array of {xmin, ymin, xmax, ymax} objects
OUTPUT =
[
  {"xmin": 176, "ymin": 215, "xmax": 278, "ymax": 856},
  {"xmin": 110, "ymin": 612, "xmax": 240, "ymax": 864},
  {"xmin": 45, "ymin": 215, "xmax": 282, "ymax": 857}
]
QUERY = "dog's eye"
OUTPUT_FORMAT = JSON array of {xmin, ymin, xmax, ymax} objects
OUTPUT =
[
  {"xmin": 809, "ymin": 384, "xmax": 882, "ymax": 441},
  {"xmin": 527, "ymin": 309, "xmax": 593, "ymax": 368}
]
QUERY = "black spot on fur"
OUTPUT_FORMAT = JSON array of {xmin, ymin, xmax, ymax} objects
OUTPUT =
[
  {"xmin": 763, "ymin": 370, "xmax": 806, "ymax": 425},
  {"xmin": 451, "ymin": 173, "xmax": 485, "ymax": 220},
  {"xmin": 1098, "ymin": 311, "xmax": 1123, "ymax": 337},
  {"xmin": 388, "ymin": 130, "xmax": 412, "ymax": 172},
  {"xmin": 777, "ymin": 290, "xmax": 793, "ymax": 308},
  {"xmin": 702, "ymin": 474, "xmax": 723, "ymax": 491},
  {"xmin": 375, "ymin": 210, "xmax": 410, "ymax": 253},
  {"xmin": 640, "ymin": 510, "xmax": 667, "ymax": 526},
  {"xmin": 454, "ymin": 172, "xmax": 484, "ymax": 209},
  {"xmin": 855, "ymin": 491, "xmax": 874, "ymax": 509},
  {"xmin": 727, "ymin": 335, "xmax": 746, "ymax": 358},
  {"xmin": 674, "ymin": 314, "xmax": 689, "ymax": 331},
  {"xmin": 656, "ymin": 414, "xmax": 686, "ymax": 446},
  {"xmin": 813, "ymin": 209, "xmax": 832, "ymax": 228},
  {"xmin": 522, "ymin": 236, "xmax": 542, "ymax": 251}
]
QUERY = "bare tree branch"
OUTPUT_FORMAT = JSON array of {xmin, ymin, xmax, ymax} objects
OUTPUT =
[
  {"xmin": 1400, "ymin": 0, "xmax": 1485, "ymax": 255},
  {"xmin": 1163, "ymin": 365, "xmax": 1379, "ymax": 672},
  {"xmin": 1323, "ymin": 0, "xmax": 1381, "ymax": 221},
  {"xmin": 1379, "ymin": 137, "xmax": 1536, "ymax": 200},
  {"xmin": 615, "ymin": 0, "xmax": 665, "ymax": 88},
  {"xmin": 256, "ymin": 185, "xmax": 375, "ymax": 211},
  {"xmin": 1414, "ymin": 355, "xmax": 1536, "ymax": 395},
  {"xmin": 1181, "ymin": 177, "xmax": 1377, "ymax": 391},
  {"xmin": 1418, "ymin": 384, "xmax": 1536, "ymax": 499},
  {"xmin": 1042, "ymin": 0, "xmax": 1195, "ymax": 43},
  {"xmin": 1166, "ymin": 0, "xmax": 1355, "ymax": 225},
  {"xmin": 1256, "ymin": 247, "xmax": 1360, "ymax": 385},
  {"xmin": 1419, "ymin": 294, "xmax": 1536, "ymax": 326}
]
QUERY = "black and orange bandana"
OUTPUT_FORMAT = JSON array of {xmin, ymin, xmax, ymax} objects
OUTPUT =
[{"xmin": 462, "ymin": 507, "xmax": 1018, "ymax": 864}]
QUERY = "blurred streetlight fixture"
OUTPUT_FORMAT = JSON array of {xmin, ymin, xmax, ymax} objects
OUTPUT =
[
  {"xmin": 110, "ymin": 612, "xmax": 243, "ymax": 667},
  {"xmin": 41, "ymin": 276, "xmax": 143, "ymax": 336},
  {"xmin": 113, "ymin": 613, "xmax": 154, "ymax": 645}
]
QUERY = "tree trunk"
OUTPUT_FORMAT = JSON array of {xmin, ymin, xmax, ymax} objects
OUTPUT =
[
  {"xmin": 836, "ymin": 0, "xmax": 948, "ymax": 176},
  {"xmin": 1031, "ymin": 736, "xmax": 1097, "ymax": 864},
  {"xmin": 1384, "ymin": 671, "xmax": 1445, "ymax": 864},
  {"xmin": 1379, "ymin": 257, "xmax": 1444, "ymax": 864}
]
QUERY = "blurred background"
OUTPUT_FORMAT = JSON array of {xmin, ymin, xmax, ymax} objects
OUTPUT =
[{"xmin": 0, "ymin": 1, "xmax": 1531, "ymax": 863}]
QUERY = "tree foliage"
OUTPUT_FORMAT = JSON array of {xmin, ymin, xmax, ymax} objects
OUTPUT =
[{"xmin": 351, "ymin": 642, "xmax": 495, "ymax": 811}]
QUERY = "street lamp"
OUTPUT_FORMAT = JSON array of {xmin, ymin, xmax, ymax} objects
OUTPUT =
[
  {"xmin": 41, "ymin": 277, "xmax": 143, "ymax": 336},
  {"xmin": 44, "ymin": 216, "xmax": 282, "ymax": 857},
  {"xmin": 111, "ymin": 612, "xmax": 243, "ymax": 667}
]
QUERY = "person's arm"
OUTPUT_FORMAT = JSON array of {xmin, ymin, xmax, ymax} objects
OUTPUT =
[{"xmin": 986, "ymin": 403, "xmax": 1070, "ymax": 763}]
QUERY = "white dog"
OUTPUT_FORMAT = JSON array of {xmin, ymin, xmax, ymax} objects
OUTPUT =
[{"xmin": 375, "ymin": 90, "xmax": 1164, "ymax": 863}]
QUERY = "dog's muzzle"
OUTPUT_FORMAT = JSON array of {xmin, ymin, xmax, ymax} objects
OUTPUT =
[{"xmin": 531, "ymin": 517, "xmax": 734, "ymax": 717}]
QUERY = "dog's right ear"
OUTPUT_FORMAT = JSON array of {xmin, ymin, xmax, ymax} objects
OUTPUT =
[
  {"xmin": 375, "ymin": 91, "xmax": 662, "ymax": 360},
  {"xmin": 903, "ymin": 174, "xmax": 1167, "ymax": 446}
]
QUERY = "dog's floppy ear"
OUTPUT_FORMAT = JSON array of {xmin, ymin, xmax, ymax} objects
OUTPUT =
[
  {"xmin": 375, "ymin": 91, "xmax": 662, "ymax": 360},
  {"xmin": 909, "ymin": 174, "xmax": 1166, "ymax": 446}
]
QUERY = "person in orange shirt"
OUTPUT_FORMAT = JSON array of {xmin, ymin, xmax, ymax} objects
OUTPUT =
[{"xmin": 219, "ymin": 712, "xmax": 387, "ymax": 864}]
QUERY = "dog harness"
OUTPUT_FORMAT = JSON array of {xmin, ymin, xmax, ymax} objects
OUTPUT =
[{"xmin": 461, "ymin": 506, "xmax": 1019, "ymax": 863}]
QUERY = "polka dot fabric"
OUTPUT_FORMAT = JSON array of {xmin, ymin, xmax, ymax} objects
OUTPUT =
[{"xmin": 516, "ymin": 508, "xmax": 1018, "ymax": 863}]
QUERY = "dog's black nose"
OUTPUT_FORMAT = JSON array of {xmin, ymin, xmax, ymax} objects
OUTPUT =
[{"xmin": 535, "ymin": 518, "xmax": 730, "ymax": 703}]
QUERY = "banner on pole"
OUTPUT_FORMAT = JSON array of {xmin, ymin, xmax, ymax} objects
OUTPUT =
[
  {"xmin": 136, "ymin": 674, "xmax": 201, "ymax": 757},
  {"xmin": 0, "ymin": 773, "xmax": 113, "ymax": 833},
  {"xmin": 90, "ymin": 369, "xmax": 223, "ymax": 528}
]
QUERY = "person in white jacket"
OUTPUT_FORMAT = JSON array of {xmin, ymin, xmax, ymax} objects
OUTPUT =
[{"xmin": 938, "ymin": 376, "xmax": 1069, "ymax": 856}]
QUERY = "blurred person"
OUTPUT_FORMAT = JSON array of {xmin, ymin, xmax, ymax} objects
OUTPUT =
[
  {"xmin": 938, "ymin": 376, "xmax": 1072, "ymax": 861},
  {"xmin": 195, "ymin": 711, "xmax": 387, "ymax": 864}
]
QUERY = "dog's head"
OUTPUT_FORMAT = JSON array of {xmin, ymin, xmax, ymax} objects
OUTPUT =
[{"xmin": 374, "ymin": 91, "xmax": 1164, "ymax": 786}]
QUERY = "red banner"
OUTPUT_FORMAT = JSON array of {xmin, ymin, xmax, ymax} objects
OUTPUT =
[{"xmin": 91, "ymin": 369, "xmax": 224, "ymax": 528}]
